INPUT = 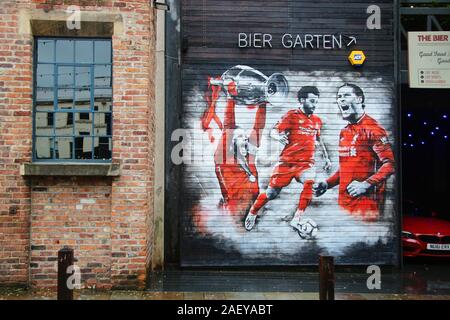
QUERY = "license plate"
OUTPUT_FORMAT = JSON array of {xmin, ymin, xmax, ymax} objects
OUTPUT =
[{"xmin": 427, "ymin": 244, "xmax": 450, "ymax": 250}]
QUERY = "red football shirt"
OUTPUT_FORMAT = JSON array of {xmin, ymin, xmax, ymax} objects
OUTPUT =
[
  {"xmin": 327, "ymin": 114, "xmax": 395, "ymax": 218},
  {"xmin": 218, "ymin": 162, "xmax": 259, "ymax": 204},
  {"xmin": 275, "ymin": 109, "xmax": 322, "ymax": 165}
]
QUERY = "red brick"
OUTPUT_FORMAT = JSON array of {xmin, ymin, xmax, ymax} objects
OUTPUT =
[{"xmin": 1, "ymin": 0, "xmax": 156, "ymax": 290}]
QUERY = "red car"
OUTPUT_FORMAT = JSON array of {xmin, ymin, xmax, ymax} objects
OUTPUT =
[{"xmin": 402, "ymin": 201, "xmax": 450, "ymax": 258}]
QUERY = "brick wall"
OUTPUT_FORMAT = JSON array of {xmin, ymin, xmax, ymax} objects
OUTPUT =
[
  {"xmin": 109, "ymin": 0, "xmax": 156, "ymax": 289},
  {"xmin": 0, "ymin": 0, "xmax": 33, "ymax": 286},
  {"xmin": 0, "ymin": 0, "xmax": 156, "ymax": 289},
  {"xmin": 30, "ymin": 177, "xmax": 112, "ymax": 289}
]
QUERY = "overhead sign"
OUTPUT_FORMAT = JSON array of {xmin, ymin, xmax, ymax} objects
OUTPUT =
[
  {"xmin": 238, "ymin": 33, "xmax": 357, "ymax": 49},
  {"xmin": 408, "ymin": 31, "xmax": 450, "ymax": 88}
]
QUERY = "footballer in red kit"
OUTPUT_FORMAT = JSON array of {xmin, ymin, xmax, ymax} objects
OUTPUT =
[
  {"xmin": 314, "ymin": 83, "xmax": 395, "ymax": 221},
  {"xmin": 245, "ymin": 86, "xmax": 331, "ymax": 231},
  {"xmin": 201, "ymin": 79, "xmax": 266, "ymax": 215}
]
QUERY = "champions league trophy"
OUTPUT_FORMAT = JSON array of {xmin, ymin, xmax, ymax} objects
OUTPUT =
[{"xmin": 209, "ymin": 65, "xmax": 289, "ymax": 106}]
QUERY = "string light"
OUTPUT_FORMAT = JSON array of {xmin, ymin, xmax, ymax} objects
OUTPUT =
[{"xmin": 404, "ymin": 112, "xmax": 448, "ymax": 149}]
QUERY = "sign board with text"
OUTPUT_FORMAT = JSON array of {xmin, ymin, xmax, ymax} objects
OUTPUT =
[{"xmin": 408, "ymin": 31, "xmax": 450, "ymax": 88}]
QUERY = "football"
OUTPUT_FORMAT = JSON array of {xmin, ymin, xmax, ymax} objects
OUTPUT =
[{"xmin": 296, "ymin": 218, "xmax": 318, "ymax": 240}]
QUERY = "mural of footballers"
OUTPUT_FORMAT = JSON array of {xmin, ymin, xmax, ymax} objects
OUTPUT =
[
  {"xmin": 181, "ymin": 69, "xmax": 397, "ymax": 266},
  {"xmin": 314, "ymin": 83, "xmax": 395, "ymax": 221},
  {"xmin": 200, "ymin": 65, "xmax": 289, "ymax": 216},
  {"xmin": 244, "ymin": 86, "xmax": 331, "ymax": 232}
]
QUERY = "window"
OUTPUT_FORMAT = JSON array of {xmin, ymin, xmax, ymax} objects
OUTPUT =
[{"xmin": 33, "ymin": 38, "xmax": 112, "ymax": 161}]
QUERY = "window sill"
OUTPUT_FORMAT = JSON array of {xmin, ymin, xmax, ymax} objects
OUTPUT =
[{"xmin": 20, "ymin": 163, "xmax": 121, "ymax": 177}]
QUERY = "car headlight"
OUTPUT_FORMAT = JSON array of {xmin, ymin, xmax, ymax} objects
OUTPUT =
[{"xmin": 402, "ymin": 231, "xmax": 416, "ymax": 239}]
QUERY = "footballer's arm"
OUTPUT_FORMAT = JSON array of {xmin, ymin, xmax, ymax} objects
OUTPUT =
[
  {"xmin": 317, "ymin": 135, "xmax": 331, "ymax": 172},
  {"xmin": 250, "ymin": 103, "xmax": 267, "ymax": 147},
  {"xmin": 269, "ymin": 125, "xmax": 289, "ymax": 145},
  {"xmin": 314, "ymin": 170, "xmax": 340, "ymax": 197},
  {"xmin": 347, "ymin": 139, "xmax": 395, "ymax": 197},
  {"xmin": 366, "ymin": 142, "xmax": 395, "ymax": 185},
  {"xmin": 201, "ymin": 79, "xmax": 223, "ymax": 131}
]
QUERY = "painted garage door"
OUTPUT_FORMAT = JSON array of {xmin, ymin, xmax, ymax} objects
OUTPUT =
[{"xmin": 175, "ymin": 0, "xmax": 399, "ymax": 266}]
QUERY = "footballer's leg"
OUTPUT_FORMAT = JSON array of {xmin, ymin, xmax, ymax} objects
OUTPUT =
[
  {"xmin": 245, "ymin": 163, "xmax": 293, "ymax": 231},
  {"xmin": 245, "ymin": 187, "xmax": 280, "ymax": 231},
  {"xmin": 290, "ymin": 165, "xmax": 316, "ymax": 229},
  {"xmin": 245, "ymin": 163, "xmax": 294, "ymax": 231}
]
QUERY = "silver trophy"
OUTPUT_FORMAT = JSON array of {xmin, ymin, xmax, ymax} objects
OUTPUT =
[{"xmin": 209, "ymin": 65, "xmax": 289, "ymax": 106}]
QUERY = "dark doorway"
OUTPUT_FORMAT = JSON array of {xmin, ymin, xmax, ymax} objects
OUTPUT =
[
  {"xmin": 400, "ymin": 2, "xmax": 450, "ymax": 219},
  {"xmin": 401, "ymin": 87, "xmax": 450, "ymax": 218}
]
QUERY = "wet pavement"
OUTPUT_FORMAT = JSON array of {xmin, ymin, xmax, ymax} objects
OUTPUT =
[
  {"xmin": 1, "ymin": 259, "xmax": 449, "ymax": 300},
  {"xmin": 147, "ymin": 259, "xmax": 450, "ymax": 295},
  {"xmin": 1, "ymin": 287, "xmax": 450, "ymax": 300},
  {"xmin": 1, "ymin": 288, "xmax": 450, "ymax": 300}
]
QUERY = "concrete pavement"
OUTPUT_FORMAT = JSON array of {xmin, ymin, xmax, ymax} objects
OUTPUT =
[
  {"xmin": 1, "ymin": 287, "xmax": 450, "ymax": 300},
  {"xmin": 1, "ymin": 260, "xmax": 450, "ymax": 300}
]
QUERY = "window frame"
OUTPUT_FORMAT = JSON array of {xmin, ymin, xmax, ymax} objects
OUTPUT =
[{"xmin": 32, "ymin": 36, "xmax": 113, "ymax": 163}]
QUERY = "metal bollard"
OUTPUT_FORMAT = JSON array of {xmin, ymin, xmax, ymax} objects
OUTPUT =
[
  {"xmin": 319, "ymin": 255, "xmax": 335, "ymax": 300},
  {"xmin": 57, "ymin": 246, "xmax": 74, "ymax": 300}
]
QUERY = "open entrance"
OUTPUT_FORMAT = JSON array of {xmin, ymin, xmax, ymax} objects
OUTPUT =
[{"xmin": 400, "ymin": 1, "xmax": 450, "ymax": 264}]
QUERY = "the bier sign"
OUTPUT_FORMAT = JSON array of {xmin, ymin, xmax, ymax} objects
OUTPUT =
[{"xmin": 408, "ymin": 31, "xmax": 450, "ymax": 88}]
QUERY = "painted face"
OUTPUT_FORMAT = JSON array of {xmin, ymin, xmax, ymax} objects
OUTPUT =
[
  {"xmin": 301, "ymin": 93, "xmax": 319, "ymax": 115},
  {"xmin": 233, "ymin": 128, "xmax": 249, "ymax": 158},
  {"xmin": 336, "ymin": 86, "xmax": 363, "ymax": 121}
]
